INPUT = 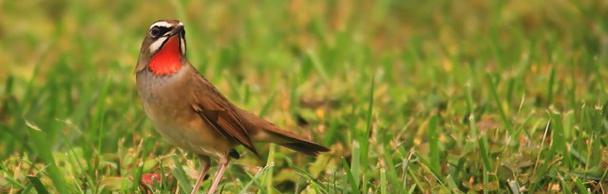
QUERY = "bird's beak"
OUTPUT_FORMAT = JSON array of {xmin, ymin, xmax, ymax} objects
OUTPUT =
[
  {"xmin": 169, "ymin": 24, "xmax": 186, "ymax": 55},
  {"xmin": 170, "ymin": 25, "xmax": 184, "ymax": 38}
]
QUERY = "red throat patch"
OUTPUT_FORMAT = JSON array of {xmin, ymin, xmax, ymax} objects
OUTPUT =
[{"xmin": 149, "ymin": 35, "xmax": 182, "ymax": 75}]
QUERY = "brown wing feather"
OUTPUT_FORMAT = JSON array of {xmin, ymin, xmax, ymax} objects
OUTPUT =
[{"xmin": 189, "ymin": 69, "xmax": 258, "ymax": 156}]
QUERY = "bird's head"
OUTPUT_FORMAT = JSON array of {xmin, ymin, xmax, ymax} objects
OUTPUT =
[{"xmin": 136, "ymin": 19, "xmax": 187, "ymax": 75}]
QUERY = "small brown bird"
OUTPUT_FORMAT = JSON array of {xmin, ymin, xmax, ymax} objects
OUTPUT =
[{"xmin": 135, "ymin": 19, "xmax": 329, "ymax": 194}]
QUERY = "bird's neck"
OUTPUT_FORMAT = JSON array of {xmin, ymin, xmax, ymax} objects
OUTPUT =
[{"xmin": 149, "ymin": 36, "xmax": 183, "ymax": 75}]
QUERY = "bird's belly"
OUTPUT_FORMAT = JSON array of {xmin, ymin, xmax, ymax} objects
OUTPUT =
[{"xmin": 153, "ymin": 121, "xmax": 230, "ymax": 159}]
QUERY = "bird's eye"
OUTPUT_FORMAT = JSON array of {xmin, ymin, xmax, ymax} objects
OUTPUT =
[{"xmin": 150, "ymin": 26, "xmax": 170, "ymax": 38}]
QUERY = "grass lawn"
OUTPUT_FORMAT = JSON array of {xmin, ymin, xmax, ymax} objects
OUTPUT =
[{"xmin": 1, "ymin": 0, "xmax": 607, "ymax": 193}]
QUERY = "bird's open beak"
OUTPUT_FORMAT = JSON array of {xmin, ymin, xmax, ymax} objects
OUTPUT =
[
  {"xmin": 170, "ymin": 25, "xmax": 184, "ymax": 38},
  {"xmin": 177, "ymin": 26, "xmax": 186, "ymax": 55},
  {"xmin": 167, "ymin": 25, "xmax": 186, "ymax": 55}
]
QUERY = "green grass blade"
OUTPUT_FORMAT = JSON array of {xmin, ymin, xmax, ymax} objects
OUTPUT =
[
  {"xmin": 547, "ymin": 66, "xmax": 556, "ymax": 105},
  {"xmin": 379, "ymin": 131, "xmax": 402, "ymax": 193},
  {"xmin": 380, "ymin": 168, "xmax": 387, "ymax": 194},
  {"xmin": 359, "ymin": 73, "xmax": 375, "ymax": 182},
  {"xmin": 343, "ymin": 158, "xmax": 360, "ymax": 194},
  {"xmin": 428, "ymin": 115, "xmax": 441, "ymax": 177},
  {"xmin": 239, "ymin": 164, "xmax": 273, "ymax": 194},
  {"xmin": 350, "ymin": 141, "xmax": 361, "ymax": 191},
  {"xmin": 172, "ymin": 156, "xmax": 193, "ymax": 193},
  {"xmin": 486, "ymin": 74, "xmax": 512, "ymax": 132},
  {"xmin": 27, "ymin": 175, "xmax": 50, "ymax": 194}
]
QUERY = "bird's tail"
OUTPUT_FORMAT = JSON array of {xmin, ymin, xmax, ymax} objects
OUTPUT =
[
  {"xmin": 259, "ymin": 125, "xmax": 329, "ymax": 156},
  {"xmin": 237, "ymin": 108, "xmax": 329, "ymax": 156}
]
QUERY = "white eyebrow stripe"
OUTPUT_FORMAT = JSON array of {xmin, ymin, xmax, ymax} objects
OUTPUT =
[
  {"xmin": 149, "ymin": 36, "xmax": 167, "ymax": 53},
  {"xmin": 150, "ymin": 21, "xmax": 173, "ymax": 29}
]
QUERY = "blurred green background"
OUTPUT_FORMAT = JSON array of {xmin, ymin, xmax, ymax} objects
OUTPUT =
[{"xmin": 1, "ymin": 0, "xmax": 607, "ymax": 193}]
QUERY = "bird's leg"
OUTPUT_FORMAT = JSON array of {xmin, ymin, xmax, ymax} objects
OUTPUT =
[
  {"xmin": 191, "ymin": 158, "xmax": 211, "ymax": 194},
  {"xmin": 207, "ymin": 157, "xmax": 230, "ymax": 194}
]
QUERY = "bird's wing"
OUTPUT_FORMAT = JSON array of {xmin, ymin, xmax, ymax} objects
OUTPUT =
[{"xmin": 190, "ymin": 72, "xmax": 258, "ymax": 156}]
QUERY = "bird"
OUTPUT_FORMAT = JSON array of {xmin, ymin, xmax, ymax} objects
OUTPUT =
[{"xmin": 135, "ymin": 19, "xmax": 329, "ymax": 194}]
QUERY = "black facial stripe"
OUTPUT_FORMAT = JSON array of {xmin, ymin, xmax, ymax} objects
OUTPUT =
[{"xmin": 150, "ymin": 26, "xmax": 172, "ymax": 38}]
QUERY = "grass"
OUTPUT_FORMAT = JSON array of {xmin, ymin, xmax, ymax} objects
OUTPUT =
[{"xmin": 1, "ymin": 0, "xmax": 608, "ymax": 193}]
